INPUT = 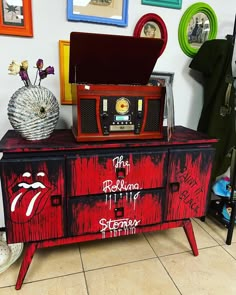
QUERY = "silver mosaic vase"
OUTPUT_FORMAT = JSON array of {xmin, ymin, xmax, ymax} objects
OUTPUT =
[{"xmin": 8, "ymin": 86, "xmax": 59, "ymax": 141}]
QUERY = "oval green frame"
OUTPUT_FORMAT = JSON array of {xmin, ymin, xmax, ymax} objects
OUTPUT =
[{"xmin": 178, "ymin": 2, "xmax": 218, "ymax": 57}]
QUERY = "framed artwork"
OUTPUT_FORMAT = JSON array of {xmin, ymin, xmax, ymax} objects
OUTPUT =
[
  {"xmin": 148, "ymin": 71, "xmax": 174, "ymax": 117},
  {"xmin": 0, "ymin": 0, "xmax": 33, "ymax": 37},
  {"xmin": 141, "ymin": 0, "xmax": 182, "ymax": 9},
  {"xmin": 67, "ymin": 0, "xmax": 128, "ymax": 27},
  {"xmin": 59, "ymin": 40, "xmax": 72, "ymax": 105},
  {"xmin": 149, "ymin": 71, "xmax": 174, "ymax": 88},
  {"xmin": 133, "ymin": 13, "xmax": 168, "ymax": 57},
  {"xmin": 148, "ymin": 71, "xmax": 175, "ymax": 140},
  {"xmin": 178, "ymin": 2, "xmax": 218, "ymax": 57}
]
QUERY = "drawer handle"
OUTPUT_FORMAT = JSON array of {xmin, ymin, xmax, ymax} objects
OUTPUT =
[
  {"xmin": 51, "ymin": 195, "xmax": 62, "ymax": 207},
  {"xmin": 114, "ymin": 207, "xmax": 124, "ymax": 218},
  {"xmin": 170, "ymin": 182, "xmax": 180, "ymax": 193},
  {"xmin": 116, "ymin": 167, "xmax": 126, "ymax": 179}
]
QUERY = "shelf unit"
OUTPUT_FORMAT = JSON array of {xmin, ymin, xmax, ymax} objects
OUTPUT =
[{"xmin": 208, "ymin": 148, "xmax": 236, "ymax": 244}]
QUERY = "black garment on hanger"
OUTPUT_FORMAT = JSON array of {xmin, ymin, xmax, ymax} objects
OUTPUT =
[{"xmin": 189, "ymin": 38, "xmax": 236, "ymax": 179}]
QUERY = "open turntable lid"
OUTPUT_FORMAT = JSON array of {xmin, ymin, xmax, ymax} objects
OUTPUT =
[{"xmin": 69, "ymin": 32, "xmax": 164, "ymax": 85}]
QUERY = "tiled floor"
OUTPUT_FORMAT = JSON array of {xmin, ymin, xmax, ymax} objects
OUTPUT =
[{"xmin": 1, "ymin": 216, "xmax": 236, "ymax": 295}]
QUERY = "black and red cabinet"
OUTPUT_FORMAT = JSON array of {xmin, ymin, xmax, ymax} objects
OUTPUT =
[{"xmin": 0, "ymin": 126, "xmax": 216, "ymax": 290}]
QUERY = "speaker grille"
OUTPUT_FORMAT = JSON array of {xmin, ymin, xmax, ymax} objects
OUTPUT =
[
  {"xmin": 144, "ymin": 100, "xmax": 161, "ymax": 131},
  {"xmin": 80, "ymin": 99, "xmax": 98, "ymax": 133}
]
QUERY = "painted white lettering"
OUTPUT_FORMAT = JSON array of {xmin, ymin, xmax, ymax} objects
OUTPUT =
[
  {"xmin": 103, "ymin": 179, "xmax": 141, "ymax": 193},
  {"xmin": 112, "ymin": 155, "xmax": 130, "ymax": 175},
  {"xmin": 99, "ymin": 217, "xmax": 141, "ymax": 233},
  {"xmin": 105, "ymin": 191, "xmax": 140, "ymax": 210}
]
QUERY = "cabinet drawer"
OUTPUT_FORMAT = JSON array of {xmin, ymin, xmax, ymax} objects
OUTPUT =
[
  {"xmin": 68, "ymin": 189, "xmax": 164, "ymax": 238},
  {"xmin": 67, "ymin": 150, "xmax": 168, "ymax": 196}
]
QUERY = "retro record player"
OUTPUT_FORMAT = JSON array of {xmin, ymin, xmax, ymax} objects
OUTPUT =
[{"xmin": 69, "ymin": 32, "xmax": 166, "ymax": 142}]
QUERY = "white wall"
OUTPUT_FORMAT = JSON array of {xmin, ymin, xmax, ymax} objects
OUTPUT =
[{"xmin": 0, "ymin": 0, "xmax": 235, "ymax": 227}]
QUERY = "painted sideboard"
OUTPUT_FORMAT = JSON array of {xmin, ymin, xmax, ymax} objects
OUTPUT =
[{"xmin": 0, "ymin": 126, "xmax": 216, "ymax": 290}]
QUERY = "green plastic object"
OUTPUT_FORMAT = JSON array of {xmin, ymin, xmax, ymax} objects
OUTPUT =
[{"xmin": 178, "ymin": 2, "xmax": 218, "ymax": 57}]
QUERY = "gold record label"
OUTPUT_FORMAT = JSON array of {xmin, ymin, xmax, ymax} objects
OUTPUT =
[{"xmin": 115, "ymin": 97, "xmax": 130, "ymax": 115}]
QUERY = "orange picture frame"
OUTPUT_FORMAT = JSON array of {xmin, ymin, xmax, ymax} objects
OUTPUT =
[
  {"xmin": 0, "ymin": 0, "xmax": 33, "ymax": 37},
  {"xmin": 59, "ymin": 40, "xmax": 72, "ymax": 105}
]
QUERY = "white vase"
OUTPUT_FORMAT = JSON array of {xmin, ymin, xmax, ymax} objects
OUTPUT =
[{"xmin": 8, "ymin": 85, "xmax": 59, "ymax": 141}]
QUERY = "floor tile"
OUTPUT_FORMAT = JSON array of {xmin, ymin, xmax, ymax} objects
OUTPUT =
[
  {"xmin": 0, "ymin": 254, "xmax": 22, "ymax": 288},
  {"xmin": 144, "ymin": 219, "xmax": 218, "ymax": 256},
  {"xmin": 161, "ymin": 246, "xmax": 236, "ymax": 295},
  {"xmin": 80, "ymin": 234, "xmax": 156, "ymax": 271},
  {"xmin": 25, "ymin": 244, "xmax": 83, "ymax": 282},
  {"xmin": 0, "ymin": 244, "xmax": 83, "ymax": 287},
  {"xmin": 195, "ymin": 215, "xmax": 236, "ymax": 245},
  {"xmin": 222, "ymin": 242, "xmax": 236, "ymax": 258},
  {"xmin": 0, "ymin": 273, "xmax": 87, "ymax": 295},
  {"xmin": 85, "ymin": 258, "xmax": 180, "ymax": 295}
]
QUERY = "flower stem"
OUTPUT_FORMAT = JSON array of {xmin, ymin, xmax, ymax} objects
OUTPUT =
[{"xmin": 34, "ymin": 69, "xmax": 39, "ymax": 85}]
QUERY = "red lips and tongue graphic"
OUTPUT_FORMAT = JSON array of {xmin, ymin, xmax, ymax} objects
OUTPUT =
[{"xmin": 9, "ymin": 180, "xmax": 51, "ymax": 223}]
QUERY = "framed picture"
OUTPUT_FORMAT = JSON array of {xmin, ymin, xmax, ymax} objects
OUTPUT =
[
  {"xmin": 148, "ymin": 71, "xmax": 174, "ymax": 117},
  {"xmin": 67, "ymin": 0, "xmax": 128, "ymax": 27},
  {"xmin": 133, "ymin": 13, "xmax": 168, "ymax": 57},
  {"xmin": 149, "ymin": 71, "xmax": 174, "ymax": 88},
  {"xmin": 142, "ymin": 0, "xmax": 182, "ymax": 9},
  {"xmin": 0, "ymin": 0, "xmax": 33, "ymax": 37},
  {"xmin": 178, "ymin": 2, "xmax": 218, "ymax": 57},
  {"xmin": 59, "ymin": 40, "xmax": 72, "ymax": 105},
  {"xmin": 148, "ymin": 71, "xmax": 175, "ymax": 140}
]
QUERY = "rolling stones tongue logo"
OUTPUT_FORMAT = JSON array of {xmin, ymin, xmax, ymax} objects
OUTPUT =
[{"xmin": 9, "ymin": 171, "xmax": 51, "ymax": 223}]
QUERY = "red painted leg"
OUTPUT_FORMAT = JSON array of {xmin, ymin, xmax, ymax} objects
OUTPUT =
[
  {"xmin": 15, "ymin": 243, "xmax": 38, "ymax": 290},
  {"xmin": 183, "ymin": 219, "xmax": 199, "ymax": 256}
]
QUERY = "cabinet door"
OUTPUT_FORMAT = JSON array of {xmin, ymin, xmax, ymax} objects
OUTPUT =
[
  {"xmin": 67, "ymin": 149, "xmax": 168, "ymax": 196},
  {"xmin": 68, "ymin": 189, "xmax": 164, "ymax": 238},
  {"xmin": 0, "ymin": 157, "xmax": 65, "ymax": 243},
  {"xmin": 165, "ymin": 147, "xmax": 215, "ymax": 221}
]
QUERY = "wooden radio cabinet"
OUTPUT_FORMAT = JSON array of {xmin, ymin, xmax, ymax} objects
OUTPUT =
[{"xmin": 0, "ymin": 126, "xmax": 216, "ymax": 290}]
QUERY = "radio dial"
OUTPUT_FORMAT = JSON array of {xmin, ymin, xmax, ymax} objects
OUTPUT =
[{"xmin": 115, "ymin": 97, "xmax": 130, "ymax": 115}]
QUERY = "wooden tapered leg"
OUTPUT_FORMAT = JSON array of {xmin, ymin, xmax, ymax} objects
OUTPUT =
[
  {"xmin": 15, "ymin": 243, "xmax": 38, "ymax": 290},
  {"xmin": 183, "ymin": 219, "xmax": 199, "ymax": 256}
]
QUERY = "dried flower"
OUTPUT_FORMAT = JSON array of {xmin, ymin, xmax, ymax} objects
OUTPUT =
[
  {"xmin": 39, "ymin": 66, "xmax": 55, "ymax": 81},
  {"xmin": 8, "ymin": 59, "xmax": 54, "ymax": 87},
  {"xmin": 45, "ymin": 66, "xmax": 54, "ymax": 75},
  {"xmin": 8, "ymin": 61, "xmax": 21, "ymax": 75},
  {"xmin": 21, "ymin": 60, "xmax": 28, "ymax": 71},
  {"xmin": 36, "ymin": 59, "xmax": 43, "ymax": 70},
  {"xmin": 19, "ymin": 70, "xmax": 29, "ymax": 82}
]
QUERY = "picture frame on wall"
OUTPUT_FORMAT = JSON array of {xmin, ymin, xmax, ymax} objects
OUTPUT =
[
  {"xmin": 59, "ymin": 40, "xmax": 72, "ymax": 105},
  {"xmin": 0, "ymin": 0, "xmax": 33, "ymax": 37},
  {"xmin": 178, "ymin": 2, "xmax": 218, "ymax": 57},
  {"xmin": 148, "ymin": 71, "xmax": 174, "ymax": 118},
  {"xmin": 148, "ymin": 71, "xmax": 175, "ymax": 140},
  {"xmin": 67, "ymin": 0, "xmax": 128, "ymax": 27},
  {"xmin": 133, "ymin": 13, "xmax": 168, "ymax": 57},
  {"xmin": 142, "ymin": 0, "xmax": 182, "ymax": 10},
  {"xmin": 149, "ymin": 71, "xmax": 174, "ymax": 91}
]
